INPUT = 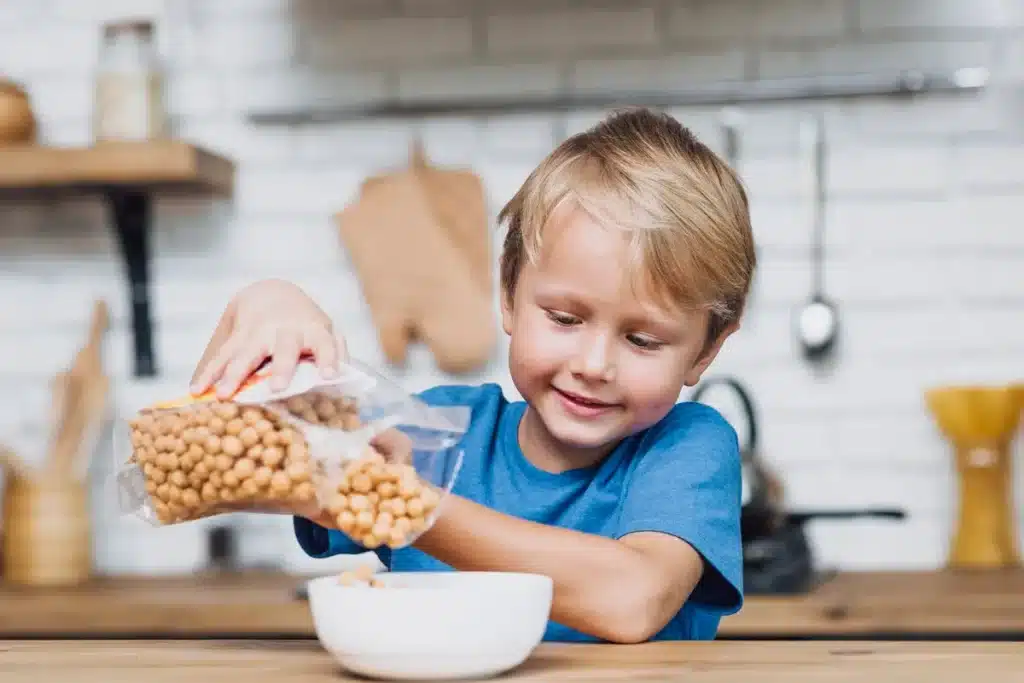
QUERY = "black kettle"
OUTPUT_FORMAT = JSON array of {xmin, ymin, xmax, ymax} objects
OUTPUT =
[{"xmin": 691, "ymin": 376, "xmax": 906, "ymax": 594}]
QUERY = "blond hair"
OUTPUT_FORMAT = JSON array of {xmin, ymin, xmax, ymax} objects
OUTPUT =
[{"xmin": 498, "ymin": 107, "xmax": 756, "ymax": 348}]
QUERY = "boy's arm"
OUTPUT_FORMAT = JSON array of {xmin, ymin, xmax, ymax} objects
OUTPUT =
[
  {"xmin": 414, "ymin": 494, "xmax": 703, "ymax": 644},
  {"xmin": 417, "ymin": 404, "xmax": 742, "ymax": 644}
]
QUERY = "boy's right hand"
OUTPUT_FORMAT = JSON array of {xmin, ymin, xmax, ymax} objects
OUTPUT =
[{"xmin": 189, "ymin": 279, "xmax": 346, "ymax": 399}]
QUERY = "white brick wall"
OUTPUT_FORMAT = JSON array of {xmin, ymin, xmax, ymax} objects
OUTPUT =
[{"xmin": 0, "ymin": 0, "xmax": 1021, "ymax": 577}]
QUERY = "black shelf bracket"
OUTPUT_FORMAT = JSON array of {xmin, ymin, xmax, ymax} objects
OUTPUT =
[{"xmin": 106, "ymin": 188, "xmax": 156, "ymax": 378}]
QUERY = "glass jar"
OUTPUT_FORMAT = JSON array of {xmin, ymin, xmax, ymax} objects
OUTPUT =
[{"xmin": 93, "ymin": 19, "xmax": 167, "ymax": 142}]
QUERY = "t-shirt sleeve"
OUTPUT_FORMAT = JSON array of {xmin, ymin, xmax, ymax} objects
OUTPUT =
[
  {"xmin": 293, "ymin": 516, "xmax": 392, "ymax": 567},
  {"xmin": 292, "ymin": 383, "xmax": 494, "ymax": 569},
  {"xmin": 615, "ymin": 403, "xmax": 744, "ymax": 615}
]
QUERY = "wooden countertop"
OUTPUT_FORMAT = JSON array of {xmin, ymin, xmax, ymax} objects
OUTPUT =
[
  {"xmin": 1, "ymin": 570, "xmax": 1023, "ymax": 638},
  {"xmin": 2, "ymin": 640, "xmax": 1021, "ymax": 682}
]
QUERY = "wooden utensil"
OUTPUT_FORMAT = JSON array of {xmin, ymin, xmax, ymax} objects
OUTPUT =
[
  {"xmin": 46, "ymin": 300, "xmax": 110, "ymax": 478},
  {"xmin": 0, "ymin": 444, "xmax": 31, "ymax": 480}
]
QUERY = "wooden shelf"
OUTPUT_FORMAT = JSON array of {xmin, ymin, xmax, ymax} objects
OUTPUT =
[
  {"xmin": 0, "ymin": 141, "xmax": 235, "ymax": 377},
  {"xmin": 0, "ymin": 141, "xmax": 233, "ymax": 196}
]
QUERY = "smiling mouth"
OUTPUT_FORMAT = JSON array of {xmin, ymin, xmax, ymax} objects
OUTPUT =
[{"xmin": 554, "ymin": 388, "xmax": 617, "ymax": 409}]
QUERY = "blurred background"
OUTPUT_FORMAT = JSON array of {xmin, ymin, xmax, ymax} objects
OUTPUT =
[{"xmin": 0, "ymin": 0, "xmax": 1021, "ymax": 639}]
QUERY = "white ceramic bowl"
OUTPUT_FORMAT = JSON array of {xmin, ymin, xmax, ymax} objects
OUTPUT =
[{"xmin": 307, "ymin": 571, "xmax": 554, "ymax": 681}]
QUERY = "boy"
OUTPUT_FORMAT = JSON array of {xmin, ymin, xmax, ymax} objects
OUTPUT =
[{"xmin": 190, "ymin": 107, "xmax": 757, "ymax": 644}]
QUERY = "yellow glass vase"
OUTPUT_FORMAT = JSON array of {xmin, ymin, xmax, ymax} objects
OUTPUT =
[{"xmin": 925, "ymin": 385, "xmax": 1021, "ymax": 570}]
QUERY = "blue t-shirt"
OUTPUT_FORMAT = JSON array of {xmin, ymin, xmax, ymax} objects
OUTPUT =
[{"xmin": 294, "ymin": 383, "xmax": 743, "ymax": 642}]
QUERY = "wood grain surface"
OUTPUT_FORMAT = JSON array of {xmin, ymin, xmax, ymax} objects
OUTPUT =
[
  {"xmin": 0, "ymin": 640, "xmax": 1020, "ymax": 682},
  {"xmin": 0, "ymin": 570, "xmax": 1022, "ymax": 638},
  {"xmin": 0, "ymin": 141, "xmax": 233, "ymax": 195}
]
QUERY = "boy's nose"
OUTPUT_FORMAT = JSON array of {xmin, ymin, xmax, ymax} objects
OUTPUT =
[{"xmin": 569, "ymin": 333, "xmax": 616, "ymax": 383}]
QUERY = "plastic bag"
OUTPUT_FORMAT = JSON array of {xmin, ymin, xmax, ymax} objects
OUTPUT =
[{"xmin": 115, "ymin": 358, "xmax": 470, "ymax": 550}]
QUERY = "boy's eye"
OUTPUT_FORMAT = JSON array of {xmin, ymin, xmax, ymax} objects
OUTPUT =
[
  {"xmin": 627, "ymin": 333, "xmax": 663, "ymax": 350},
  {"xmin": 545, "ymin": 310, "xmax": 580, "ymax": 326}
]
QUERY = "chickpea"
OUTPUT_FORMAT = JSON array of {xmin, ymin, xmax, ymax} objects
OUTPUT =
[
  {"xmin": 420, "ymin": 487, "xmax": 440, "ymax": 511},
  {"xmin": 182, "ymin": 488, "xmax": 201, "ymax": 508},
  {"xmin": 201, "ymin": 483, "xmax": 218, "ymax": 503},
  {"xmin": 239, "ymin": 426, "xmax": 260, "ymax": 448},
  {"xmin": 394, "ymin": 516, "xmax": 412, "ymax": 537},
  {"xmin": 208, "ymin": 416, "xmax": 226, "ymax": 436},
  {"xmin": 387, "ymin": 529, "xmax": 408, "ymax": 549},
  {"xmin": 215, "ymin": 454, "xmax": 234, "ymax": 472},
  {"xmin": 278, "ymin": 428, "xmax": 296, "ymax": 446},
  {"xmin": 233, "ymin": 457, "xmax": 256, "ymax": 479},
  {"xmin": 287, "ymin": 443, "xmax": 307, "ymax": 462},
  {"xmin": 239, "ymin": 478, "xmax": 261, "ymax": 498},
  {"xmin": 221, "ymin": 435, "xmax": 244, "ymax": 457},
  {"xmin": 326, "ymin": 494, "xmax": 347, "ymax": 516},
  {"xmin": 336, "ymin": 511, "xmax": 356, "ymax": 533},
  {"xmin": 286, "ymin": 460, "xmax": 310, "ymax": 483},
  {"xmin": 351, "ymin": 473, "xmax": 373, "ymax": 494},
  {"xmin": 405, "ymin": 498, "xmax": 424, "ymax": 518},
  {"xmin": 286, "ymin": 396, "xmax": 309, "ymax": 414},
  {"xmin": 225, "ymin": 418, "xmax": 245, "ymax": 436},
  {"xmin": 215, "ymin": 402, "xmax": 240, "ymax": 421},
  {"xmin": 315, "ymin": 397, "xmax": 337, "ymax": 420},
  {"xmin": 390, "ymin": 497, "xmax": 408, "ymax": 518},
  {"xmin": 261, "ymin": 446, "xmax": 284, "ymax": 468},
  {"xmin": 356, "ymin": 510, "xmax": 374, "ymax": 531},
  {"xmin": 203, "ymin": 435, "xmax": 222, "ymax": 454},
  {"xmin": 252, "ymin": 466, "xmax": 273, "ymax": 487},
  {"xmin": 270, "ymin": 471, "xmax": 291, "ymax": 494},
  {"xmin": 292, "ymin": 481, "xmax": 314, "ymax": 502}
]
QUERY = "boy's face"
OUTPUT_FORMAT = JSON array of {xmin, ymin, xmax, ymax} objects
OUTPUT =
[{"xmin": 501, "ymin": 203, "xmax": 736, "ymax": 453}]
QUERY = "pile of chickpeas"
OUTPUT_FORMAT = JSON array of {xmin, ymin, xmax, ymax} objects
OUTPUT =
[
  {"xmin": 128, "ymin": 390, "xmax": 441, "ymax": 549},
  {"xmin": 338, "ymin": 564, "xmax": 386, "ymax": 588}
]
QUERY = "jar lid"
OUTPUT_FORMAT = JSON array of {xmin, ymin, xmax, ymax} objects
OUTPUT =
[{"xmin": 0, "ymin": 79, "xmax": 28, "ymax": 99}]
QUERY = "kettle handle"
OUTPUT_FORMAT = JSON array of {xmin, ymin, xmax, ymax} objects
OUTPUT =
[{"xmin": 690, "ymin": 376, "xmax": 759, "ymax": 454}]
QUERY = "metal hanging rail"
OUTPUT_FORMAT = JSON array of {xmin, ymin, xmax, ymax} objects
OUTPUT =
[{"xmin": 246, "ymin": 67, "xmax": 989, "ymax": 125}]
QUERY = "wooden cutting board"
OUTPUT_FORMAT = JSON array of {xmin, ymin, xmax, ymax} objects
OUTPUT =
[
  {"xmin": 362, "ymin": 143, "xmax": 492, "ymax": 296},
  {"xmin": 335, "ymin": 169, "xmax": 496, "ymax": 374}
]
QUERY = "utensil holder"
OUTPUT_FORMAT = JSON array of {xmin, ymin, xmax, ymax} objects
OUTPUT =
[
  {"xmin": 2, "ymin": 473, "xmax": 92, "ymax": 586},
  {"xmin": 926, "ymin": 385, "xmax": 1020, "ymax": 570}
]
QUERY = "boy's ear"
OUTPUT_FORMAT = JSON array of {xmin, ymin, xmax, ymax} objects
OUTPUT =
[
  {"xmin": 500, "ymin": 286, "xmax": 514, "ymax": 336},
  {"xmin": 683, "ymin": 321, "xmax": 740, "ymax": 387}
]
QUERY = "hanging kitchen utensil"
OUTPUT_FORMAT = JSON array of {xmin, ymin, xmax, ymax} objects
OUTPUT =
[
  {"xmin": 692, "ymin": 375, "xmax": 907, "ymax": 594},
  {"xmin": 719, "ymin": 107, "xmax": 742, "ymax": 170},
  {"xmin": 795, "ymin": 113, "xmax": 840, "ymax": 362}
]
